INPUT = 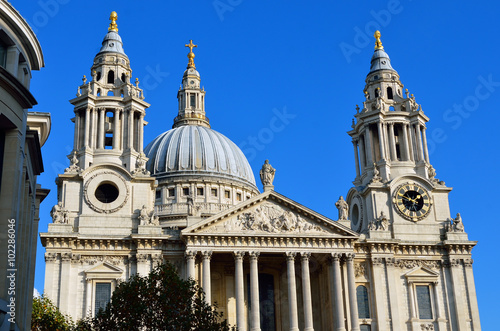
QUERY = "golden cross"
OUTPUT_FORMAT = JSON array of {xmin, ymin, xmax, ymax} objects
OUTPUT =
[{"xmin": 185, "ymin": 40, "xmax": 197, "ymax": 53}]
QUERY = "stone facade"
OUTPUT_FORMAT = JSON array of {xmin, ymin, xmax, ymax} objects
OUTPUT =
[
  {"xmin": 0, "ymin": 2, "xmax": 50, "ymax": 330},
  {"xmin": 41, "ymin": 15, "xmax": 480, "ymax": 331}
]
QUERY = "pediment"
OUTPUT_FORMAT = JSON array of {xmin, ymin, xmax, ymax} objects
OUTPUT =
[
  {"xmin": 182, "ymin": 190, "xmax": 358, "ymax": 238},
  {"xmin": 85, "ymin": 262, "xmax": 123, "ymax": 277},
  {"xmin": 404, "ymin": 266, "xmax": 439, "ymax": 282}
]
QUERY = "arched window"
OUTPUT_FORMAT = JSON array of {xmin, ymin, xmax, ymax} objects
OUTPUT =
[
  {"xmin": 387, "ymin": 87, "xmax": 394, "ymax": 99},
  {"xmin": 375, "ymin": 89, "xmax": 380, "ymax": 98},
  {"xmin": 107, "ymin": 70, "xmax": 115, "ymax": 84},
  {"xmin": 356, "ymin": 285, "xmax": 370, "ymax": 318},
  {"xmin": 97, "ymin": 88, "xmax": 101, "ymax": 97},
  {"xmin": 121, "ymin": 73, "xmax": 126, "ymax": 82},
  {"xmin": 107, "ymin": 90, "xmax": 114, "ymax": 96},
  {"xmin": 96, "ymin": 71, "xmax": 101, "ymax": 81}
]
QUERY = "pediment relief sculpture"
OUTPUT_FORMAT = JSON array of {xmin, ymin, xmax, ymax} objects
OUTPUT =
[{"xmin": 201, "ymin": 202, "xmax": 328, "ymax": 235}]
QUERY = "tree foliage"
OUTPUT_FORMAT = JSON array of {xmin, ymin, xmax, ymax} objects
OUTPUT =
[
  {"xmin": 31, "ymin": 295, "xmax": 74, "ymax": 331},
  {"xmin": 77, "ymin": 262, "xmax": 233, "ymax": 330}
]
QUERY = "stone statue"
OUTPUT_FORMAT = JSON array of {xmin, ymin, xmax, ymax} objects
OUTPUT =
[
  {"xmin": 447, "ymin": 213, "xmax": 464, "ymax": 232},
  {"xmin": 51, "ymin": 202, "xmax": 69, "ymax": 224},
  {"xmin": 335, "ymin": 196, "xmax": 349, "ymax": 221},
  {"xmin": 186, "ymin": 195, "xmax": 200, "ymax": 217},
  {"xmin": 368, "ymin": 211, "xmax": 389, "ymax": 231},
  {"xmin": 260, "ymin": 160, "xmax": 276, "ymax": 186},
  {"xmin": 139, "ymin": 205, "xmax": 150, "ymax": 225},
  {"xmin": 65, "ymin": 151, "xmax": 81, "ymax": 173},
  {"xmin": 370, "ymin": 163, "xmax": 382, "ymax": 183},
  {"xmin": 132, "ymin": 153, "xmax": 150, "ymax": 175}
]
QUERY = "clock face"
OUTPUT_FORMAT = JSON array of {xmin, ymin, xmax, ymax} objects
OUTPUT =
[{"xmin": 393, "ymin": 183, "xmax": 431, "ymax": 221}]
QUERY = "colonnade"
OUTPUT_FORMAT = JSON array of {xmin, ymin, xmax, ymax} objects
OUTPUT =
[{"xmin": 185, "ymin": 250, "xmax": 359, "ymax": 331}]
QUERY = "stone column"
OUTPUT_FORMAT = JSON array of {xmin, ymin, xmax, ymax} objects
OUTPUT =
[
  {"xmin": 400, "ymin": 124, "xmax": 408, "ymax": 161},
  {"xmin": 128, "ymin": 108, "xmax": 134, "ymax": 150},
  {"xmin": 377, "ymin": 122, "xmax": 385, "ymax": 161},
  {"xmin": 59, "ymin": 253, "xmax": 72, "ymax": 313},
  {"xmin": 385, "ymin": 258, "xmax": 403, "ymax": 330},
  {"xmin": 408, "ymin": 282, "xmax": 417, "ymax": 319},
  {"xmin": 388, "ymin": 123, "xmax": 397, "ymax": 161},
  {"xmin": 330, "ymin": 253, "xmax": 346, "ymax": 331},
  {"xmin": 202, "ymin": 251, "xmax": 213, "ymax": 305},
  {"xmin": 84, "ymin": 107, "xmax": 90, "ymax": 147},
  {"xmin": 286, "ymin": 252, "xmax": 299, "ymax": 331},
  {"xmin": 98, "ymin": 108, "xmax": 105, "ymax": 149},
  {"xmin": 449, "ymin": 259, "xmax": 467, "ymax": 330},
  {"xmin": 406, "ymin": 124, "xmax": 414, "ymax": 161},
  {"xmin": 249, "ymin": 251, "xmax": 261, "ymax": 331},
  {"xmin": 364, "ymin": 127, "xmax": 373, "ymax": 165},
  {"xmin": 421, "ymin": 127, "xmax": 430, "ymax": 163},
  {"xmin": 358, "ymin": 137, "xmax": 366, "ymax": 174},
  {"xmin": 185, "ymin": 251, "xmax": 196, "ymax": 280},
  {"xmin": 463, "ymin": 259, "xmax": 481, "ymax": 330},
  {"xmin": 113, "ymin": 108, "xmax": 120, "ymax": 150},
  {"xmin": 345, "ymin": 254, "xmax": 360, "ymax": 331},
  {"xmin": 352, "ymin": 140, "xmax": 360, "ymax": 177},
  {"xmin": 85, "ymin": 278, "xmax": 92, "ymax": 317},
  {"xmin": 433, "ymin": 281, "xmax": 446, "ymax": 331},
  {"xmin": 301, "ymin": 252, "xmax": 314, "ymax": 331},
  {"xmin": 234, "ymin": 251, "xmax": 246, "ymax": 331},
  {"xmin": 139, "ymin": 113, "xmax": 144, "ymax": 153},
  {"xmin": 136, "ymin": 253, "xmax": 149, "ymax": 276},
  {"xmin": 415, "ymin": 125, "xmax": 424, "ymax": 161},
  {"xmin": 73, "ymin": 112, "xmax": 80, "ymax": 150}
]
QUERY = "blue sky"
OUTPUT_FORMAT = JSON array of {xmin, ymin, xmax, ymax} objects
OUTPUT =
[{"xmin": 11, "ymin": 0, "xmax": 499, "ymax": 327}]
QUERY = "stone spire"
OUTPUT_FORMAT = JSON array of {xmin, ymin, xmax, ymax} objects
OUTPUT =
[
  {"xmin": 348, "ymin": 31, "xmax": 433, "ymax": 185},
  {"xmin": 69, "ymin": 12, "xmax": 150, "ymax": 172},
  {"xmin": 173, "ymin": 40, "xmax": 210, "ymax": 128}
]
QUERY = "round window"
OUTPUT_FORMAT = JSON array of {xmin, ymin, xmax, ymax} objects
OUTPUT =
[{"xmin": 94, "ymin": 183, "xmax": 119, "ymax": 203}]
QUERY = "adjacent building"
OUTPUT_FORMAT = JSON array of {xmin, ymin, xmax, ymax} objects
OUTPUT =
[
  {"xmin": 0, "ymin": 2, "xmax": 49, "ymax": 330},
  {"xmin": 41, "ymin": 13, "xmax": 480, "ymax": 331}
]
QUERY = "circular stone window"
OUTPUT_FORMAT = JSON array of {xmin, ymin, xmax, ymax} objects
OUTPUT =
[{"xmin": 95, "ymin": 182, "xmax": 119, "ymax": 203}]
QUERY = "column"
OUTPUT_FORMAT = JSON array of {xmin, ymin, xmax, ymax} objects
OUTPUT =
[
  {"xmin": 73, "ymin": 112, "xmax": 80, "ymax": 150},
  {"xmin": 139, "ymin": 113, "xmax": 144, "ymax": 153},
  {"xmin": 59, "ymin": 253, "xmax": 72, "ymax": 313},
  {"xmin": 385, "ymin": 258, "xmax": 403, "ymax": 330},
  {"xmin": 85, "ymin": 278, "xmax": 92, "ymax": 317},
  {"xmin": 406, "ymin": 124, "xmax": 414, "ymax": 161},
  {"xmin": 463, "ymin": 259, "xmax": 481, "ymax": 330},
  {"xmin": 345, "ymin": 254, "xmax": 359, "ymax": 331},
  {"xmin": 84, "ymin": 107, "xmax": 90, "ymax": 147},
  {"xmin": 449, "ymin": 259, "xmax": 467, "ymax": 330},
  {"xmin": 301, "ymin": 253, "xmax": 314, "ymax": 331},
  {"xmin": 415, "ymin": 125, "xmax": 424, "ymax": 161},
  {"xmin": 358, "ymin": 137, "xmax": 366, "ymax": 174},
  {"xmin": 185, "ymin": 251, "xmax": 196, "ymax": 280},
  {"xmin": 401, "ymin": 124, "xmax": 410, "ymax": 161},
  {"xmin": 330, "ymin": 253, "xmax": 345, "ymax": 331},
  {"xmin": 286, "ymin": 252, "xmax": 299, "ymax": 331},
  {"xmin": 388, "ymin": 123, "xmax": 397, "ymax": 161},
  {"xmin": 234, "ymin": 251, "xmax": 246, "ymax": 331},
  {"xmin": 113, "ymin": 108, "xmax": 120, "ymax": 150},
  {"xmin": 364, "ymin": 127, "xmax": 373, "ymax": 165},
  {"xmin": 421, "ymin": 127, "xmax": 430, "ymax": 163},
  {"xmin": 249, "ymin": 251, "xmax": 261, "ymax": 331},
  {"xmin": 128, "ymin": 108, "xmax": 134, "ymax": 150},
  {"xmin": 377, "ymin": 122, "xmax": 385, "ymax": 161},
  {"xmin": 98, "ymin": 108, "xmax": 105, "ymax": 149},
  {"xmin": 352, "ymin": 141, "xmax": 360, "ymax": 177},
  {"xmin": 136, "ymin": 253, "xmax": 149, "ymax": 276},
  {"xmin": 408, "ymin": 282, "xmax": 417, "ymax": 319},
  {"xmin": 202, "ymin": 251, "xmax": 212, "ymax": 305}
]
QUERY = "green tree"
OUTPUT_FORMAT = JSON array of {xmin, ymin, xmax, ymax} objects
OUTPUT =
[
  {"xmin": 31, "ymin": 295, "xmax": 74, "ymax": 331},
  {"xmin": 77, "ymin": 262, "xmax": 233, "ymax": 330}
]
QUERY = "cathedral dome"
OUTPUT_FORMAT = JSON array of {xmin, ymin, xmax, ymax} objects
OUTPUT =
[{"xmin": 145, "ymin": 125, "xmax": 257, "ymax": 189}]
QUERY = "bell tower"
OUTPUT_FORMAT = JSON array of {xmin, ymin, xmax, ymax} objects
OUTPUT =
[
  {"xmin": 70, "ymin": 11, "xmax": 150, "ymax": 172},
  {"xmin": 345, "ymin": 31, "xmax": 456, "ymax": 241}
]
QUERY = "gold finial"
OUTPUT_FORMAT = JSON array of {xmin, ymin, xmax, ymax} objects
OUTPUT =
[
  {"xmin": 108, "ymin": 11, "xmax": 118, "ymax": 32},
  {"xmin": 374, "ymin": 30, "xmax": 383, "ymax": 50},
  {"xmin": 185, "ymin": 40, "xmax": 198, "ymax": 68}
]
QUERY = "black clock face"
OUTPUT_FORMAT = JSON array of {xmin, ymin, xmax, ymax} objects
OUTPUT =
[{"xmin": 393, "ymin": 183, "xmax": 431, "ymax": 221}]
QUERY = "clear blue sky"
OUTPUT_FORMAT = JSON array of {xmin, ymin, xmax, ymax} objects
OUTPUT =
[{"xmin": 12, "ymin": 0, "xmax": 499, "ymax": 327}]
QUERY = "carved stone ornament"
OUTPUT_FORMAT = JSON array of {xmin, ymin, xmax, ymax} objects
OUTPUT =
[
  {"xmin": 370, "ymin": 163, "xmax": 382, "ymax": 183},
  {"xmin": 51, "ymin": 201, "xmax": 69, "ymax": 224},
  {"xmin": 131, "ymin": 152, "xmax": 150, "ymax": 176},
  {"xmin": 65, "ymin": 151, "xmax": 81, "ymax": 174},
  {"xmin": 138, "ymin": 205, "xmax": 159, "ymax": 226},
  {"xmin": 394, "ymin": 259, "xmax": 440, "ymax": 270},
  {"xmin": 420, "ymin": 323, "xmax": 434, "ymax": 331},
  {"xmin": 80, "ymin": 255, "xmax": 127, "ymax": 266},
  {"xmin": 44, "ymin": 252, "xmax": 57, "ymax": 262},
  {"xmin": 368, "ymin": 211, "xmax": 389, "ymax": 231},
  {"xmin": 216, "ymin": 202, "xmax": 327, "ymax": 234},
  {"xmin": 83, "ymin": 169, "xmax": 129, "ymax": 214},
  {"xmin": 354, "ymin": 262, "xmax": 367, "ymax": 278},
  {"xmin": 446, "ymin": 213, "xmax": 464, "ymax": 233}
]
